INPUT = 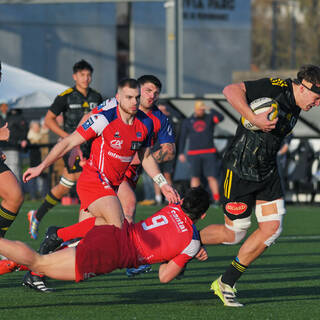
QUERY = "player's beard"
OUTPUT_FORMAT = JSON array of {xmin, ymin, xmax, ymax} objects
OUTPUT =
[{"xmin": 119, "ymin": 103, "xmax": 138, "ymax": 116}]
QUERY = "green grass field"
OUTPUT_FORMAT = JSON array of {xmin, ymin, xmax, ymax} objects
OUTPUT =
[{"xmin": 0, "ymin": 202, "xmax": 319, "ymax": 320}]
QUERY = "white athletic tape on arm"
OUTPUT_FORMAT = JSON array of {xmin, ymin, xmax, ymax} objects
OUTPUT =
[{"xmin": 153, "ymin": 173, "xmax": 168, "ymax": 188}]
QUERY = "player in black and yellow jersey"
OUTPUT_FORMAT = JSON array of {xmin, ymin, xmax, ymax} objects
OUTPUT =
[
  {"xmin": 27, "ymin": 60, "xmax": 103, "ymax": 240},
  {"xmin": 200, "ymin": 64, "xmax": 320, "ymax": 307}
]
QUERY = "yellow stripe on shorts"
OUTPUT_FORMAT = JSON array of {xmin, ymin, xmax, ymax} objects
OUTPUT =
[{"xmin": 224, "ymin": 169, "xmax": 233, "ymax": 199}]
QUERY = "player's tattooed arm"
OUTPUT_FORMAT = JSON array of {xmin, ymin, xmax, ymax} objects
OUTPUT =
[{"xmin": 152, "ymin": 143, "xmax": 176, "ymax": 163}]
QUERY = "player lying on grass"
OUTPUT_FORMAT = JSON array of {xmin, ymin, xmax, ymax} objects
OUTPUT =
[{"xmin": 0, "ymin": 187, "xmax": 209, "ymax": 283}]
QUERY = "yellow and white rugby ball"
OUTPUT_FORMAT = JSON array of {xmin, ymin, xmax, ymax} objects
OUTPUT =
[{"xmin": 241, "ymin": 97, "xmax": 279, "ymax": 131}]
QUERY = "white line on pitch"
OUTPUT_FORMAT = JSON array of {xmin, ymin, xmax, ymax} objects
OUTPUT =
[{"xmin": 280, "ymin": 235, "xmax": 320, "ymax": 240}]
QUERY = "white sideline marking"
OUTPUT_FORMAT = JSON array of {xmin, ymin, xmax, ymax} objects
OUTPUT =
[{"xmin": 280, "ymin": 235, "xmax": 320, "ymax": 240}]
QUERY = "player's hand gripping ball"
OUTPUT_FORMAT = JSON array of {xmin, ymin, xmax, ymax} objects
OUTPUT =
[{"xmin": 241, "ymin": 97, "xmax": 279, "ymax": 131}]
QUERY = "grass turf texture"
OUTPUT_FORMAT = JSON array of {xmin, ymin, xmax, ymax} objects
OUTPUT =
[{"xmin": 0, "ymin": 202, "xmax": 319, "ymax": 320}]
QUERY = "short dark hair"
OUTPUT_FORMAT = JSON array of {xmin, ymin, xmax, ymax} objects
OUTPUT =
[
  {"xmin": 118, "ymin": 78, "xmax": 140, "ymax": 90},
  {"xmin": 297, "ymin": 64, "xmax": 320, "ymax": 85},
  {"xmin": 181, "ymin": 187, "xmax": 210, "ymax": 221},
  {"xmin": 73, "ymin": 59, "xmax": 93, "ymax": 74},
  {"xmin": 137, "ymin": 75, "xmax": 162, "ymax": 92}
]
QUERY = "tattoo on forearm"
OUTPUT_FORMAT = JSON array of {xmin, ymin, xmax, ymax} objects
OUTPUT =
[{"xmin": 154, "ymin": 149, "xmax": 169, "ymax": 163}]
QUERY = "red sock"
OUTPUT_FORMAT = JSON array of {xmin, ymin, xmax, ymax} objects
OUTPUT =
[
  {"xmin": 57, "ymin": 217, "xmax": 96, "ymax": 241},
  {"xmin": 18, "ymin": 264, "xmax": 29, "ymax": 271},
  {"xmin": 31, "ymin": 271, "xmax": 43, "ymax": 277},
  {"xmin": 213, "ymin": 194, "xmax": 220, "ymax": 201}
]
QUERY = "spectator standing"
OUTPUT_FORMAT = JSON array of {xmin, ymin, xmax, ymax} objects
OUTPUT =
[{"xmin": 178, "ymin": 100, "xmax": 224, "ymax": 205}]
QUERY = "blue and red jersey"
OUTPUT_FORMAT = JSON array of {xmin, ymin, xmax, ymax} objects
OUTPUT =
[
  {"xmin": 77, "ymin": 105, "xmax": 153, "ymax": 186},
  {"xmin": 91, "ymin": 98, "xmax": 175, "ymax": 185}
]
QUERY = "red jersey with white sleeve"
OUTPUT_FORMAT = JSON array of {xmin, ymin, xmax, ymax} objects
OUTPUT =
[
  {"xmin": 130, "ymin": 204, "xmax": 201, "ymax": 267},
  {"xmin": 91, "ymin": 99, "xmax": 175, "ymax": 188},
  {"xmin": 76, "ymin": 105, "xmax": 153, "ymax": 187}
]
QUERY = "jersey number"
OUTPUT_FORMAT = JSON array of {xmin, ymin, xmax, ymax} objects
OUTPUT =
[{"xmin": 142, "ymin": 215, "xmax": 168, "ymax": 230}]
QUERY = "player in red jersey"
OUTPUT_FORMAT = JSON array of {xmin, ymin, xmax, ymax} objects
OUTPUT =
[
  {"xmin": 79, "ymin": 75, "xmax": 175, "ymax": 224},
  {"xmin": 23, "ymin": 78, "xmax": 179, "ymax": 229},
  {"xmin": 0, "ymin": 187, "xmax": 209, "ymax": 284}
]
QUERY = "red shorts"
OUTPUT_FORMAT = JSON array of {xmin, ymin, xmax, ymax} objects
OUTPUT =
[
  {"xmin": 75, "ymin": 221, "xmax": 138, "ymax": 282},
  {"xmin": 76, "ymin": 166, "xmax": 118, "ymax": 210}
]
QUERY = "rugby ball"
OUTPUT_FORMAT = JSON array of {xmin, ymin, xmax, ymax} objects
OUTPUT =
[{"xmin": 241, "ymin": 97, "xmax": 279, "ymax": 131}]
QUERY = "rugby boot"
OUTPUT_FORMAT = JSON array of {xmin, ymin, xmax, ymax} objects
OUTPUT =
[
  {"xmin": 210, "ymin": 276, "xmax": 243, "ymax": 307},
  {"xmin": 28, "ymin": 210, "xmax": 39, "ymax": 240},
  {"xmin": 22, "ymin": 272, "xmax": 54, "ymax": 293},
  {"xmin": 39, "ymin": 226, "xmax": 63, "ymax": 254}
]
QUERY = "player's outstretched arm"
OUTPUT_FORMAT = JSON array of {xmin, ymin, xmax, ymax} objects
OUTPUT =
[
  {"xmin": 23, "ymin": 131, "xmax": 86, "ymax": 182},
  {"xmin": 158, "ymin": 260, "xmax": 184, "ymax": 283},
  {"xmin": 139, "ymin": 147, "xmax": 180, "ymax": 203}
]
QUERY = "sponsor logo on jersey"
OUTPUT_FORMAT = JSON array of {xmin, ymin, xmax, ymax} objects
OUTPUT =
[
  {"xmin": 110, "ymin": 139, "xmax": 123, "ymax": 150},
  {"xmin": 82, "ymin": 117, "xmax": 94, "ymax": 130},
  {"xmin": 114, "ymin": 131, "xmax": 120, "ymax": 138},
  {"xmin": 82, "ymin": 101, "xmax": 89, "ymax": 108},
  {"xmin": 136, "ymin": 132, "xmax": 142, "ymax": 138},
  {"xmin": 69, "ymin": 104, "xmax": 82, "ymax": 109},
  {"xmin": 171, "ymin": 209, "xmax": 188, "ymax": 233},
  {"xmin": 167, "ymin": 127, "xmax": 173, "ymax": 136},
  {"xmin": 131, "ymin": 141, "xmax": 143, "ymax": 150},
  {"xmin": 225, "ymin": 202, "xmax": 247, "ymax": 215},
  {"xmin": 107, "ymin": 151, "xmax": 132, "ymax": 162},
  {"xmin": 193, "ymin": 120, "xmax": 206, "ymax": 132}
]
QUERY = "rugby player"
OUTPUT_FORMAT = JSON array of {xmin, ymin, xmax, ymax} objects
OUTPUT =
[
  {"xmin": 27, "ymin": 59, "xmax": 103, "ymax": 240},
  {"xmin": 0, "ymin": 62, "xmax": 24, "ymax": 239},
  {"xmin": 200, "ymin": 64, "xmax": 320, "ymax": 306},
  {"xmin": 0, "ymin": 187, "xmax": 209, "ymax": 285}
]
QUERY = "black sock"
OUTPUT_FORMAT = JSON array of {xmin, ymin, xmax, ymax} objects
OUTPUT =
[
  {"xmin": 36, "ymin": 191, "xmax": 61, "ymax": 221},
  {"xmin": 0, "ymin": 205, "xmax": 18, "ymax": 237},
  {"xmin": 221, "ymin": 257, "xmax": 248, "ymax": 287}
]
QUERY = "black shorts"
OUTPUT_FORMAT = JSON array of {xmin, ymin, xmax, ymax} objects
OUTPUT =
[
  {"xmin": 187, "ymin": 153, "xmax": 219, "ymax": 178},
  {"xmin": 0, "ymin": 162, "xmax": 10, "ymax": 174},
  {"xmin": 221, "ymin": 166, "xmax": 283, "ymax": 221},
  {"xmin": 63, "ymin": 152, "xmax": 83, "ymax": 174}
]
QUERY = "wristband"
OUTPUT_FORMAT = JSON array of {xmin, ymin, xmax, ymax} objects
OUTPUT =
[{"xmin": 153, "ymin": 173, "xmax": 168, "ymax": 188}]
